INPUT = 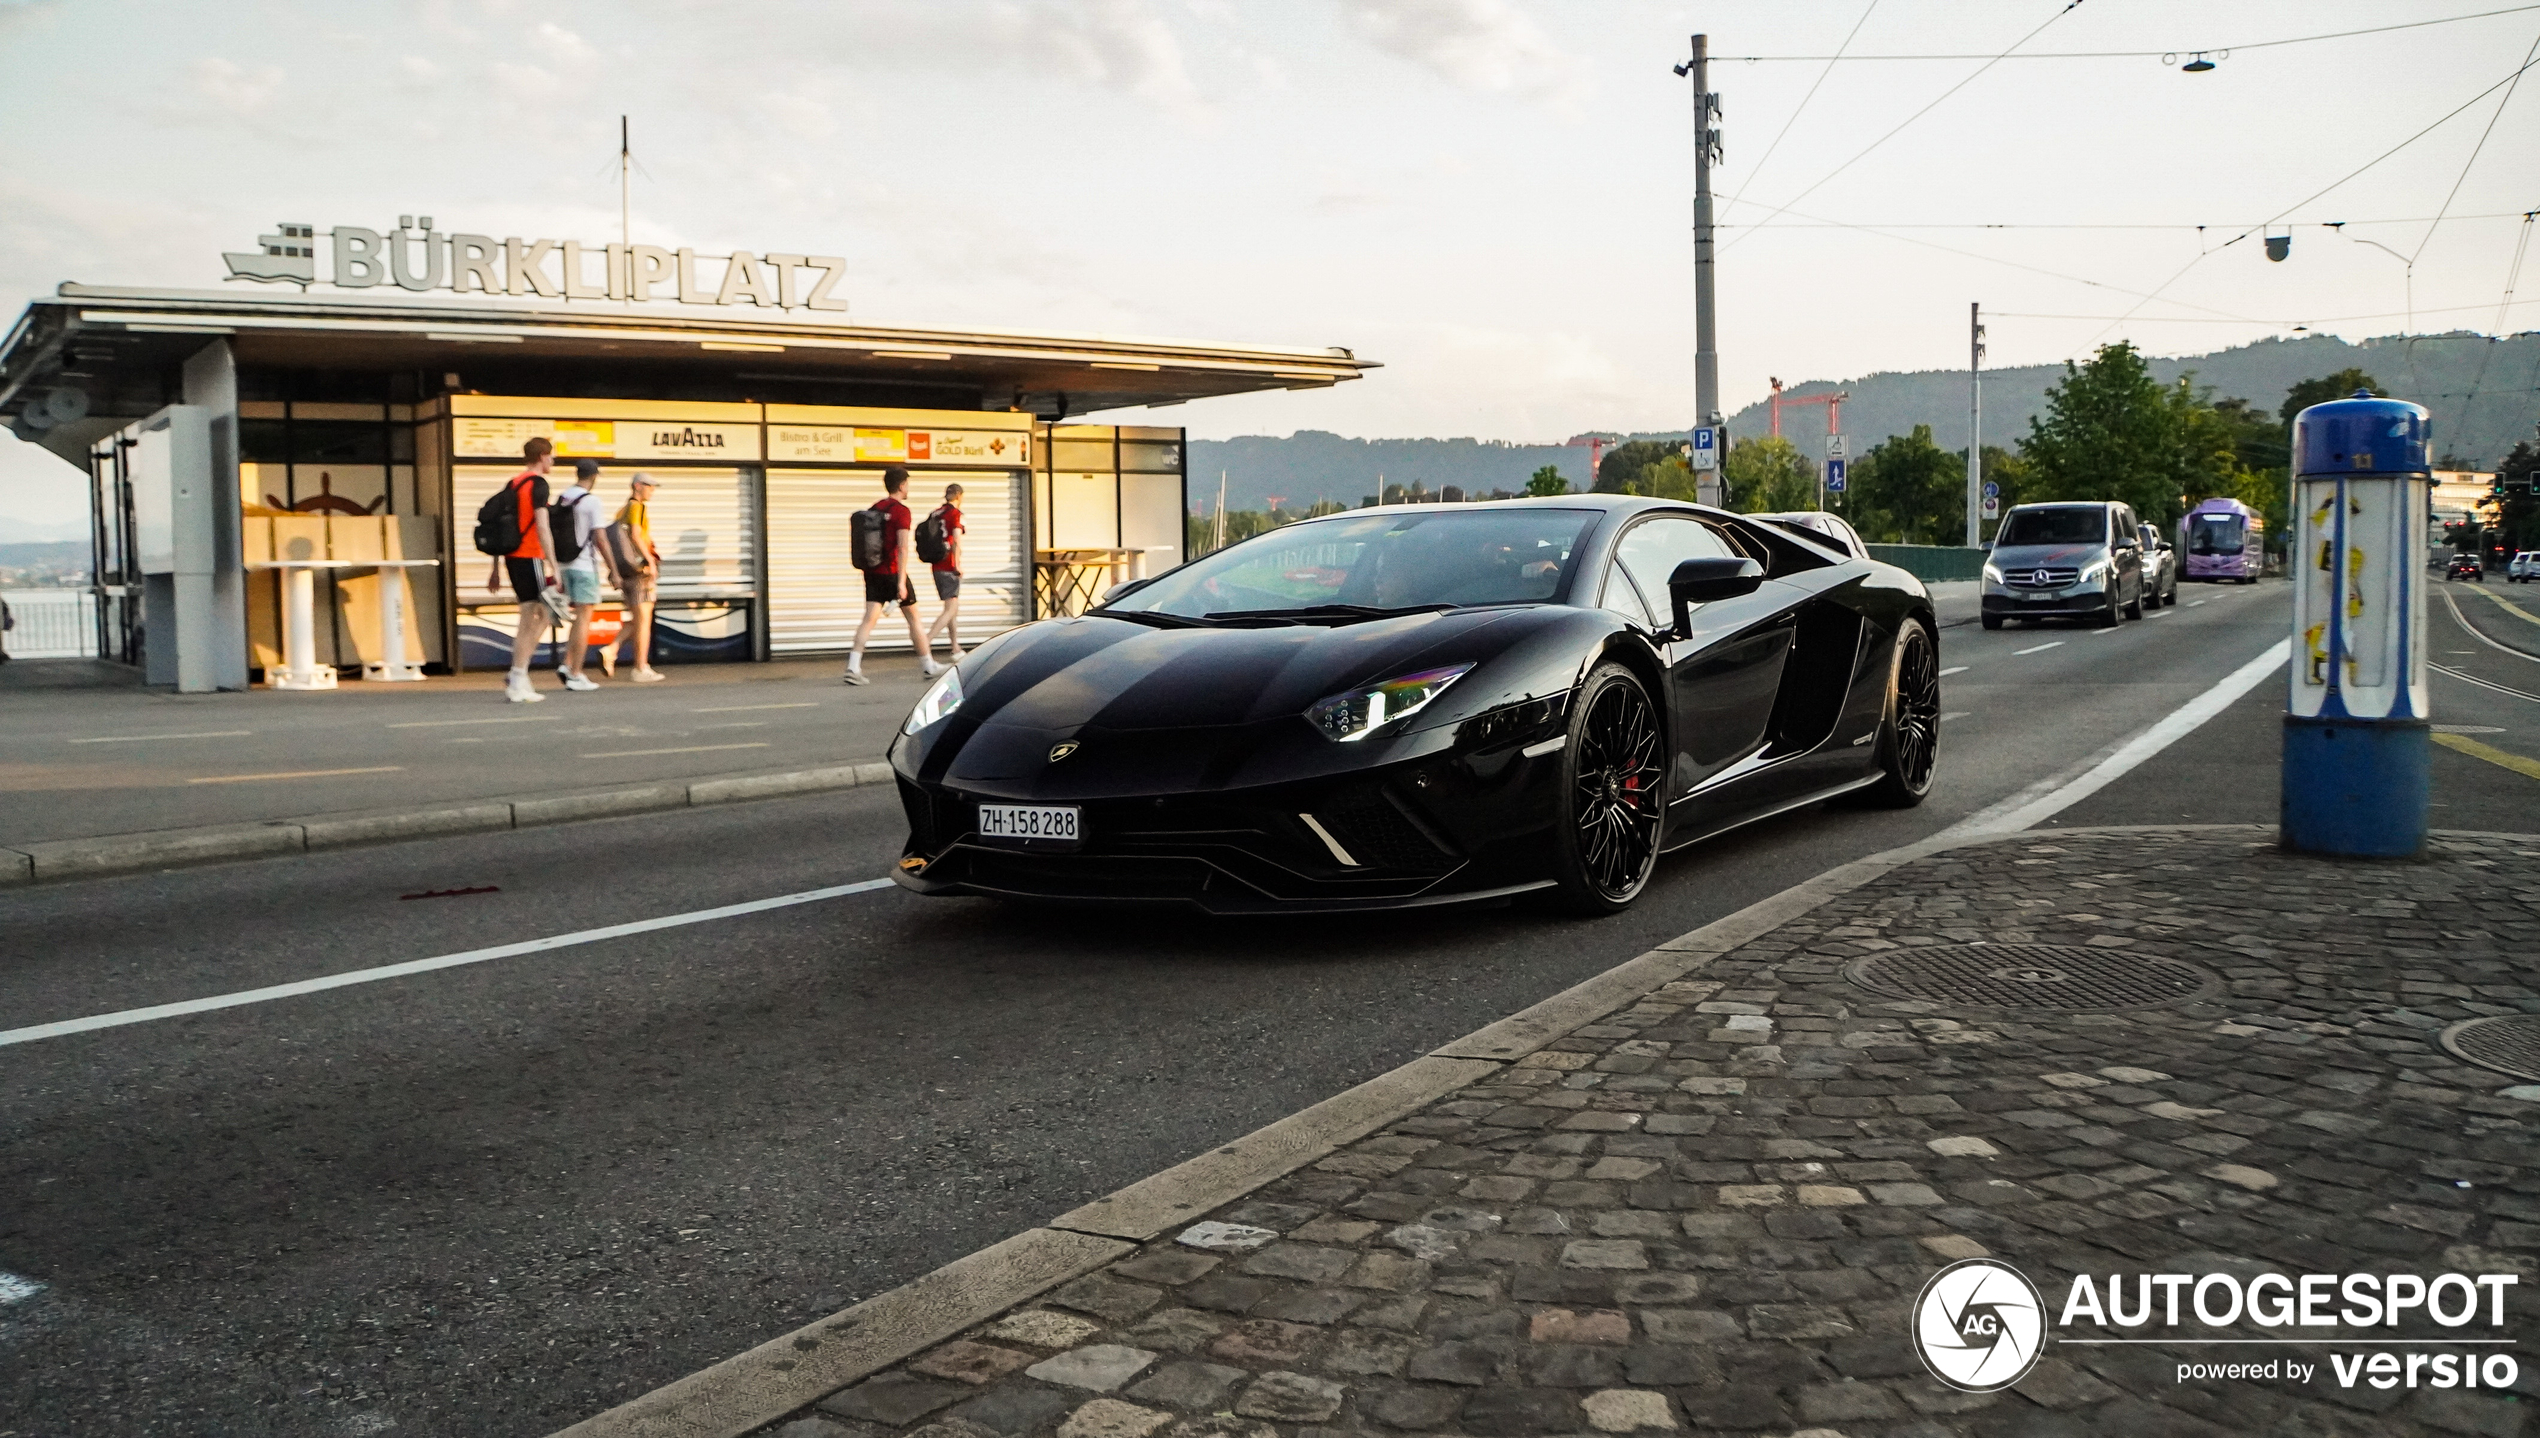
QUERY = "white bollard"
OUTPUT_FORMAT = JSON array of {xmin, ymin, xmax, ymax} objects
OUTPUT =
[
  {"xmin": 365, "ymin": 568, "xmax": 426, "ymax": 681},
  {"xmin": 271, "ymin": 564, "xmax": 337, "ymax": 691}
]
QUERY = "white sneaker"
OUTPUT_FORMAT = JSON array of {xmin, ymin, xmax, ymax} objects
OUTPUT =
[
  {"xmin": 842, "ymin": 669, "xmax": 869, "ymax": 686},
  {"xmin": 562, "ymin": 671, "xmax": 600, "ymax": 692},
  {"xmin": 630, "ymin": 667, "xmax": 665, "ymax": 683},
  {"xmin": 505, "ymin": 673, "xmax": 545, "ymax": 704},
  {"xmin": 921, "ymin": 660, "xmax": 946, "ymax": 678}
]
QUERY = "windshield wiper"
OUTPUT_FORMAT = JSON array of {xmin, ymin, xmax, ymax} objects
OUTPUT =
[
  {"xmin": 1089, "ymin": 609, "xmax": 1213, "ymax": 629},
  {"xmin": 1200, "ymin": 603, "xmax": 1457, "ymax": 626}
]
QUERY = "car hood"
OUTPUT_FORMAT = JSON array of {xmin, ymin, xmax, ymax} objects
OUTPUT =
[
  {"xmin": 904, "ymin": 605, "xmax": 1599, "ymax": 794},
  {"xmin": 956, "ymin": 607, "xmax": 1518, "ymax": 733},
  {"xmin": 1990, "ymin": 543, "xmax": 2108, "ymax": 570}
]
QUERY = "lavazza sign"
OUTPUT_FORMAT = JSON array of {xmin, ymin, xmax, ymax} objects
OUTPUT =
[{"xmin": 222, "ymin": 215, "xmax": 846, "ymax": 310}]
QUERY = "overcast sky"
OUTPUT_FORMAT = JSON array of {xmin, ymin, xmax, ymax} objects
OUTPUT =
[{"xmin": 4, "ymin": 0, "xmax": 2536, "ymax": 527}]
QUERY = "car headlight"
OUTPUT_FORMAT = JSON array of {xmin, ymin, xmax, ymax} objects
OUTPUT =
[
  {"xmin": 2080, "ymin": 559, "xmax": 2111, "ymax": 583},
  {"xmin": 1982, "ymin": 563, "xmax": 2004, "ymax": 584},
  {"xmin": 902, "ymin": 664, "xmax": 965, "ymax": 735},
  {"xmin": 1306, "ymin": 663, "xmax": 1474, "ymax": 742}
]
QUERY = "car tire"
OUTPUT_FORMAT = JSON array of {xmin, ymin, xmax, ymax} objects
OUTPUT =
[
  {"xmin": 1546, "ymin": 662, "xmax": 1663, "ymax": 916},
  {"xmin": 1861, "ymin": 617, "xmax": 1939, "ymax": 809},
  {"xmin": 1981, "ymin": 614, "xmax": 2003, "ymax": 630},
  {"xmin": 2122, "ymin": 585, "xmax": 2144, "ymax": 620}
]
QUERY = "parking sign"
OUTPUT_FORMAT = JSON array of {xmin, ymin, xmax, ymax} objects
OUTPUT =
[
  {"xmin": 1690, "ymin": 426, "xmax": 1719, "ymax": 471},
  {"xmin": 1825, "ymin": 458, "xmax": 1848, "ymax": 493}
]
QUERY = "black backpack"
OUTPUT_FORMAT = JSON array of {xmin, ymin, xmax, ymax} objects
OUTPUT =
[
  {"xmin": 549, "ymin": 490, "xmax": 589, "ymax": 566},
  {"xmin": 850, "ymin": 502, "xmax": 892, "ymax": 571},
  {"xmin": 473, "ymin": 476, "xmax": 531, "ymax": 556},
  {"xmin": 914, "ymin": 506, "xmax": 951, "ymax": 565}
]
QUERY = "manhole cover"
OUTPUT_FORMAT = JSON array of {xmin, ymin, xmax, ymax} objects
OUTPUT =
[
  {"xmin": 1845, "ymin": 943, "xmax": 2218, "ymax": 1012},
  {"xmin": 2439, "ymin": 1016, "xmax": 2540, "ymax": 1082}
]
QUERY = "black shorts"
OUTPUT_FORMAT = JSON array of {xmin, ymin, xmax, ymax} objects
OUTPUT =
[
  {"xmin": 864, "ymin": 571, "xmax": 916, "ymax": 606},
  {"xmin": 505, "ymin": 557, "xmax": 543, "ymax": 603},
  {"xmin": 933, "ymin": 570, "xmax": 961, "ymax": 600}
]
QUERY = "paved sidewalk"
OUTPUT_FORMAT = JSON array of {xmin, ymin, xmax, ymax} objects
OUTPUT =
[{"xmin": 737, "ymin": 827, "xmax": 2539, "ymax": 1438}]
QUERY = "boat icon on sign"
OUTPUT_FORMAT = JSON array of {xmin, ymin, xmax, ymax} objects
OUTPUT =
[{"xmin": 224, "ymin": 222, "xmax": 318, "ymax": 284}]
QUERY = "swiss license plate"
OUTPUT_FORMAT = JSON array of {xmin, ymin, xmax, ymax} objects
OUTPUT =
[
  {"xmin": 2023, "ymin": 591, "xmax": 2056, "ymax": 601},
  {"xmin": 978, "ymin": 803, "xmax": 1082, "ymax": 847}
]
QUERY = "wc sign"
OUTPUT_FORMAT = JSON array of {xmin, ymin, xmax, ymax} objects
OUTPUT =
[{"xmin": 222, "ymin": 216, "xmax": 848, "ymax": 311}]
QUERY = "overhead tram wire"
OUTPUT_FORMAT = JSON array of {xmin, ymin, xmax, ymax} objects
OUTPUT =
[
  {"xmin": 2457, "ymin": 208, "xmax": 2539, "ymax": 439},
  {"xmin": 1717, "ymin": 211, "xmax": 2535, "ymax": 231},
  {"xmin": 2077, "ymin": 48, "xmax": 2540, "ymax": 356},
  {"xmin": 1711, "ymin": 188, "xmax": 2269, "ymax": 324},
  {"xmin": 2395, "ymin": 25, "xmax": 2540, "ymax": 410},
  {"xmin": 1713, "ymin": 5, "xmax": 2540, "ymax": 62},
  {"xmin": 1718, "ymin": 0, "xmax": 2092, "ymax": 258},
  {"xmin": 1992, "ymin": 297, "xmax": 2540, "ymax": 326},
  {"xmin": 1719, "ymin": 0, "xmax": 1881, "ymax": 229}
]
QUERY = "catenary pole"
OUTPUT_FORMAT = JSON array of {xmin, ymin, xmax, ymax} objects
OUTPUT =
[
  {"xmin": 1690, "ymin": 34, "xmax": 1722, "ymax": 505},
  {"xmin": 1967, "ymin": 302, "xmax": 1985, "ymax": 546}
]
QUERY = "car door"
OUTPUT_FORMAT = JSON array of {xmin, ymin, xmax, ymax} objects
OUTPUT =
[
  {"xmin": 2113, "ymin": 506, "xmax": 2143, "ymax": 604},
  {"xmin": 1611, "ymin": 514, "xmax": 1798, "ymax": 797}
]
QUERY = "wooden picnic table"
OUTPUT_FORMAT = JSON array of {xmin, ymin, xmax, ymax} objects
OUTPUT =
[{"xmin": 1034, "ymin": 547, "xmax": 1148, "ymax": 617}]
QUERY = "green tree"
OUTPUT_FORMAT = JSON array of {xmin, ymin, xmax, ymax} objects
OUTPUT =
[
  {"xmin": 1633, "ymin": 456, "xmax": 1700, "ymax": 501},
  {"xmin": 1526, "ymin": 464, "xmax": 1572, "ymax": 497},
  {"xmin": 2498, "ymin": 441, "xmax": 2538, "ymax": 551},
  {"xmin": 2020, "ymin": 342, "xmax": 2180, "ymax": 523},
  {"xmin": 1722, "ymin": 435, "xmax": 1817, "ymax": 513},
  {"xmin": 1845, "ymin": 425, "xmax": 1961, "ymax": 544},
  {"xmin": 2278, "ymin": 368, "xmax": 2383, "ymax": 426},
  {"xmin": 1594, "ymin": 440, "xmax": 1679, "ymax": 492}
]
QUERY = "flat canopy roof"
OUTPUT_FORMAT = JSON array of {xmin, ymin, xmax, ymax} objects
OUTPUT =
[{"xmin": 0, "ymin": 285, "xmax": 1374, "ymax": 461}]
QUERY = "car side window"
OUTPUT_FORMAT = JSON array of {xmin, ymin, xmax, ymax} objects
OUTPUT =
[
  {"xmin": 1614, "ymin": 516, "xmax": 1735, "ymax": 616},
  {"xmin": 1598, "ymin": 560, "xmax": 1654, "ymax": 628}
]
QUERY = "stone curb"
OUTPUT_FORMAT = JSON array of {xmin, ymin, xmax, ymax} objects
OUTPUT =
[
  {"xmin": 0, "ymin": 761, "xmax": 894, "ymax": 888},
  {"xmin": 552, "ymin": 820, "xmax": 2179, "ymax": 1438}
]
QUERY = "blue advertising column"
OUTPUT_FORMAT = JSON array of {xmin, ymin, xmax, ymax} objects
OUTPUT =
[{"xmin": 2282, "ymin": 391, "xmax": 2432, "ymax": 857}]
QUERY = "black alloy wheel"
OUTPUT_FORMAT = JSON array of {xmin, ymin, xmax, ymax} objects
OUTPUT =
[
  {"xmin": 1863, "ymin": 617, "xmax": 1940, "ymax": 807},
  {"xmin": 1548, "ymin": 663, "xmax": 1663, "ymax": 914}
]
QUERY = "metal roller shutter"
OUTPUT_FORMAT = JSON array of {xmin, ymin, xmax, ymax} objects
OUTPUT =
[
  {"xmin": 451, "ymin": 465, "xmax": 757, "ymax": 601},
  {"xmin": 766, "ymin": 467, "xmax": 1026, "ymax": 653}
]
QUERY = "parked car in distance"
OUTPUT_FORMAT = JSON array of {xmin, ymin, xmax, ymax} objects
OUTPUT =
[
  {"xmin": 2137, "ymin": 522, "xmax": 2179, "ymax": 608},
  {"xmin": 2180, "ymin": 497, "xmax": 2264, "ymax": 584},
  {"xmin": 1981, "ymin": 500, "xmax": 2147, "ymax": 630},
  {"xmin": 1752, "ymin": 511, "xmax": 1867, "ymax": 558},
  {"xmin": 2449, "ymin": 554, "xmax": 2486, "ymax": 582},
  {"xmin": 2509, "ymin": 550, "xmax": 2539, "ymax": 583}
]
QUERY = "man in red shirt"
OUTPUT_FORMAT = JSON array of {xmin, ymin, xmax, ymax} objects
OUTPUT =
[
  {"xmin": 484, "ymin": 436, "xmax": 560, "ymax": 703},
  {"xmin": 924, "ymin": 480, "xmax": 968, "ymax": 663},
  {"xmin": 845, "ymin": 466, "xmax": 941, "ymax": 685}
]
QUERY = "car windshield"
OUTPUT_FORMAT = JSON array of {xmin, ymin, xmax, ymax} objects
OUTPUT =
[
  {"xmin": 1996, "ymin": 508, "xmax": 2106, "ymax": 546},
  {"xmin": 2187, "ymin": 513, "xmax": 2246, "ymax": 555},
  {"xmin": 1114, "ymin": 508, "xmax": 1598, "ymax": 619}
]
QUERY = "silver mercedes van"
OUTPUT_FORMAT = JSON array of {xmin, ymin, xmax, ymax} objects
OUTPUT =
[{"xmin": 1980, "ymin": 500, "xmax": 2146, "ymax": 630}]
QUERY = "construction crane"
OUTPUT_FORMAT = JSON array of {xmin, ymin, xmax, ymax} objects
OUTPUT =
[
  {"xmin": 1768, "ymin": 378, "xmax": 1849, "ymax": 445},
  {"xmin": 1566, "ymin": 434, "xmax": 1618, "ymax": 493}
]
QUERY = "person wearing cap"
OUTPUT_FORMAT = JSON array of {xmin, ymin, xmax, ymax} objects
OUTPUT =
[
  {"xmin": 552, "ymin": 458, "xmax": 616, "ymax": 692},
  {"xmin": 613, "ymin": 472, "xmax": 665, "ymax": 682}
]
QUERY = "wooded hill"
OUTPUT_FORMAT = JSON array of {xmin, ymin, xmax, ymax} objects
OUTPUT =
[{"xmin": 1187, "ymin": 331, "xmax": 2538, "ymax": 512}]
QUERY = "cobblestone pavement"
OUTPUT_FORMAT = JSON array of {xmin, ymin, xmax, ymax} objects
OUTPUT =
[{"xmin": 768, "ymin": 827, "xmax": 2540, "ymax": 1438}]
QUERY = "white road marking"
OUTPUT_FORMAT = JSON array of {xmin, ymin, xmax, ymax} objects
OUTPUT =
[
  {"xmin": 0, "ymin": 879, "xmax": 897, "ymax": 1050},
  {"xmin": 387, "ymin": 716, "xmax": 557, "ymax": 729},
  {"xmin": 2440, "ymin": 589, "xmax": 2540, "ymax": 666},
  {"xmin": 2433, "ymin": 663, "xmax": 2540, "ymax": 704},
  {"xmin": 1937, "ymin": 638, "xmax": 2291, "ymax": 839},
  {"xmin": 67, "ymin": 731, "xmax": 253, "ymax": 744},
  {"xmin": 2147, "ymin": 608, "xmax": 2173, "ymax": 618},
  {"xmin": 2013, "ymin": 641, "xmax": 2065, "ymax": 655},
  {"xmin": 1939, "ymin": 666, "xmax": 1969, "ymax": 677},
  {"xmin": 2088, "ymin": 625, "xmax": 2123, "ymax": 637},
  {"xmin": 692, "ymin": 703, "xmax": 820, "ymax": 713},
  {"xmin": 0, "ymin": 1271, "xmax": 44, "ymax": 1304},
  {"xmin": 1939, "ymin": 712, "xmax": 1970, "ymax": 723},
  {"xmin": 2187, "ymin": 599, "xmax": 2207, "ymax": 607},
  {"xmin": 188, "ymin": 766, "xmax": 403, "ymax": 785},
  {"xmin": 576, "ymin": 742, "xmax": 770, "ymax": 758}
]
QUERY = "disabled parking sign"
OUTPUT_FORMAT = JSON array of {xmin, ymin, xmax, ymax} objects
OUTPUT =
[{"xmin": 1690, "ymin": 426, "xmax": 1719, "ymax": 470}]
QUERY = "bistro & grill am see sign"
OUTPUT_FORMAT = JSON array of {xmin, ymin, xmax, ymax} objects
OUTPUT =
[{"xmin": 223, "ymin": 215, "xmax": 845, "ymax": 310}]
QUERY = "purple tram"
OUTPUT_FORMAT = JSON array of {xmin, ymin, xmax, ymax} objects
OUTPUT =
[{"xmin": 2180, "ymin": 497, "xmax": 2263, "ymax": 584}]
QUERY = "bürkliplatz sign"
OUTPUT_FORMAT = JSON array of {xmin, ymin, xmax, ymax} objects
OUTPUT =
[{"xmin": 223, "ymin": 216, "xmax": 847, "ymax": 309}]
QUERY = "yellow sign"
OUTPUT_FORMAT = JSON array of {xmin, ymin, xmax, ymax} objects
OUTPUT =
[
  {"xmin": 766, "ymin": 426, "xmax": 1032, "ymax": 466},
  {"xmin": 616, "ymin": 422, "xmax": 762, "ymax": 461}
]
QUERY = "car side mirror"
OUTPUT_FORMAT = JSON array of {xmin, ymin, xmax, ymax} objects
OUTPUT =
[{"xmin": 1668, "ymin": 556, "xmax": 1765, "ymax": 637}]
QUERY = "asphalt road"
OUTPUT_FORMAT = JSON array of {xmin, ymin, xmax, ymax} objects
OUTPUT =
[
  {"xmin": 0, "ymin": 656, "xmax": 932, "ymax": 845},
  {"xmin": 12, "ymin": 576, "xmax": 2498, "ymax": 1438}
]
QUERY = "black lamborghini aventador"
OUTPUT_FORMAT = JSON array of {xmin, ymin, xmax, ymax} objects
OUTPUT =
[{"xmin": 888, "ymin": 495, "xmax": 1939, "ymax": 915}]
